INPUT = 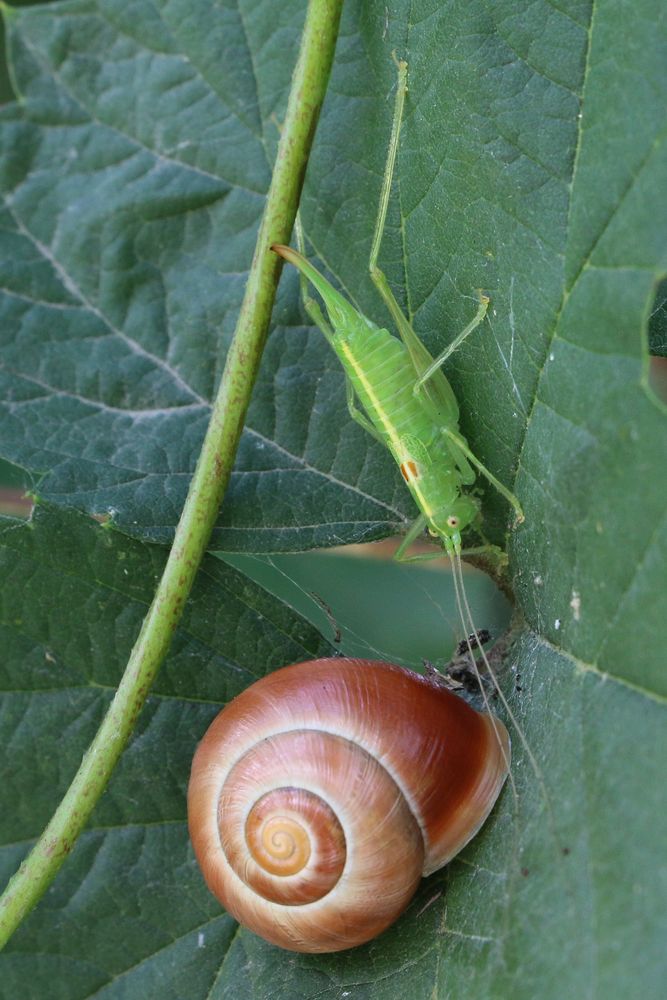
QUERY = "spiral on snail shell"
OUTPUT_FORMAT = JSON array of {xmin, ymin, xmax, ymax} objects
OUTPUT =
[{"xmin": 188, "ymin": 658, "xmax": 510, "ymax": 953}]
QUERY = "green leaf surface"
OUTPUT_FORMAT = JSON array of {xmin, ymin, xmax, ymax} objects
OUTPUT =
[
  {"xmin": 0, "ymin": 0, "xmax": 409, "ymax": 550},
  {"xmin": 1, "ymin": 0, "xmax": 666, "ymax": 997}
]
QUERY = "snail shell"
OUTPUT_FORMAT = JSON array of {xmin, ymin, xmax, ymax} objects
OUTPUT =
[{"xmin": 188, "ymin": 658, "xmax": 509, "ymax": 952}]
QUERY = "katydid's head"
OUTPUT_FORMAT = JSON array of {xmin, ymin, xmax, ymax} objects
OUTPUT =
[
  {"xmin": 271, "ymin": 244, "xmax": 373, "ymax": 338},
  {"xmin": 429, "ymin": 497, "xmax": 480, "ymax": 554}
]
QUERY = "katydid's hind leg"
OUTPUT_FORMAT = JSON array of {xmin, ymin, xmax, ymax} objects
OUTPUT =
[
  {"xmin": 442, "ymin": 427, "xmax": 525, "ymax": 523},
  {"xmin": 367, "ymin": 59, "xmax": 488, "ymax": 400},
  {"xmin": 369, "ymin": 59, "xmax": 408, "ymax": 282},
  {"xmin": 367, "ymin": 60, "xmax": 417, "ymax": 344}
]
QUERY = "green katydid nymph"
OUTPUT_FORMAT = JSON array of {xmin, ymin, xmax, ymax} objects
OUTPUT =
[{"xmin": 271, "ymin": 238, "xmax": 522, "ymax": 557}]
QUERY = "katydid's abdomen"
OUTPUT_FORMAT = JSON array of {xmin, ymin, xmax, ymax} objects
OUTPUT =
[{"xmin": 333, "ymin": 321, "xmax": 461, "ymax": 521}]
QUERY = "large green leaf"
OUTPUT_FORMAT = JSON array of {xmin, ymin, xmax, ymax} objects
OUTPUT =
[{"xmin": 1, "ymin": 0, "xmax": 665, "ymax": 998}]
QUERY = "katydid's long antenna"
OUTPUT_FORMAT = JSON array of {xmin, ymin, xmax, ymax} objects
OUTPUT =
[
  {"xmin": 449, "ymin": 552, "xmax": 517, "ymax": 804},
  {"xmin": 452, "ymin": 549, "xmax": 564, "ymax": 852}
]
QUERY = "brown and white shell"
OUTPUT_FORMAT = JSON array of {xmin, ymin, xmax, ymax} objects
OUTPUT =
[{"xmin": 188, "ymin": 658, "xmax": 509, "ymax": 953}]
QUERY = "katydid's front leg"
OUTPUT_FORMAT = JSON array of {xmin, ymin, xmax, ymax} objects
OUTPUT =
[
  {"xmin": 396, "ymin": 545, "xmax": 506, "ymax": 565},
  {"xmin": 394, "ymin": 514, "xmax": 508, "ymax": 565},
  {"xmin": 394, "ymin": 513, "xmax": 433, "ymax": 562}
]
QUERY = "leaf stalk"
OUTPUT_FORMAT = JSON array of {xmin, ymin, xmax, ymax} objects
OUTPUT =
[{"xmin": 0, "ymin": 0, "xmax": 344, "ymax": 947}]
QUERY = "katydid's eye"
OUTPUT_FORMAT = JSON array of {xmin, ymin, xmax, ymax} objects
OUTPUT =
[
  {"xmin": 428, "ymin": 528, "xmax": 438, "ymax": 538},
  {"xmin": 447, "ymin": 516, "xmax": 459, "ymax": 528}
]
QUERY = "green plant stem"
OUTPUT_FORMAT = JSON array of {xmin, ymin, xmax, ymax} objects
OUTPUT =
[{"xmin": 0, "ymin": 0, "xmax": 344, "ymax": 949}]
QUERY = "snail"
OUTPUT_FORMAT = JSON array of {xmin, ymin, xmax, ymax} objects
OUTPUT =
[{"xmin": 188, "ymin": 658, "xmax": 510, "ymax": 953}]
